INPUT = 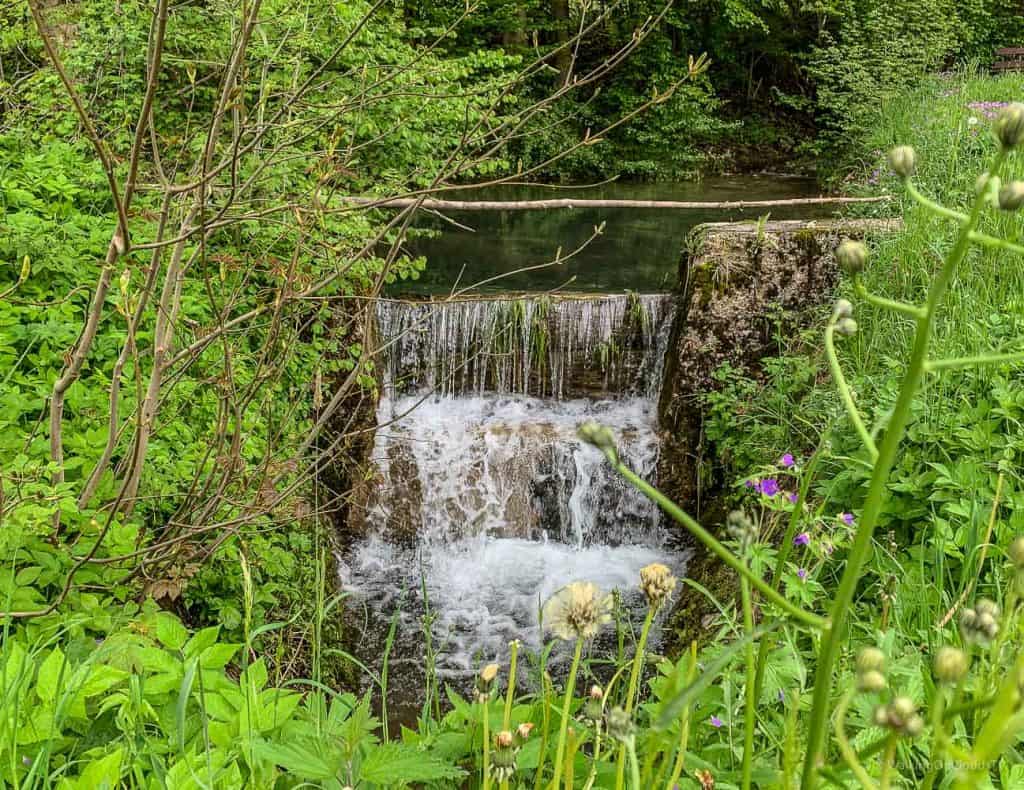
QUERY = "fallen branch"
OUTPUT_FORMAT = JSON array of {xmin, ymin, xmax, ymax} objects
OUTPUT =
[{"xmin": 338, "ymin": 194, "xmax": 891, "ymax": 211}]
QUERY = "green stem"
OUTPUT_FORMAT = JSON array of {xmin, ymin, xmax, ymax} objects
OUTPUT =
[
  {"xmin": 968, "ymin": 229, "xmax": 1024, "ymax": 256},
  {"xmin": 612, "ymin": 461, "xmax": 825, "ymax": 629},
  {"xmin": 741, "ymin": 576, "xmax": 756, "ymax": 790},
  {"xmin": 483, "ymin": 698, "xmax": 492, "ymax": 790},
  {"xmin": 534, "ymin": 671, "xmax": 553, "ymax": 790},
  {"xmin": 920, "ymin": 690, "xmax": 947, "ymax": 790},
  {"xmin": 800, "ymin": 151, "xmax": 1007, "ymax": 789},
  {"xmin": 504, "ymin": 640, "xmax": 519, "ymax": 729},
  {"xmin": 665, "ymin": 642, "xmax": 698, "ymax": 790},
  {"xmin": 878, "ymin": 735, "xmax": 897, "ymax": 790},
  {"xmin": 550, "ymin": 639, "xmax": 584, "ymax": 790},
  {"xmin": 825, "ymin": 322, "xmax": 878, "ymax": 461},
  {"xmin": 625, "ymin": 736, "xmax": 641, "ymax": 790},
  {"xmin": 834, "ymin": 689, "xmax": 878, "ymax": 790},
  {"xmin": 616, "ymin": 607, "xmax": 656, "ymax": 790},
  {"xmin": 853, "ymin": 278, "xmax": 926, "ymax": 319},
  {"xmin": 925, "ymin": 350, "xmax": 1024, "ymax": 372}
]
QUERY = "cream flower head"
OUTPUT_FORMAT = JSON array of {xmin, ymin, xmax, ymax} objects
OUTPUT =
[
  {"xmin": 542, "ymin": 581, "xmax": 613, "ymax": 641},
  {"xmin": 639, "ymin": 562, "xmax": 677, "ymax": 609}
]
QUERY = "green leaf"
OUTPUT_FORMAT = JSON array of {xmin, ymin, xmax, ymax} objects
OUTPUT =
[
  {"xmin": 177, "ymin": 658, "xmax": 198, "ymax": 752},
  {"xmin": 36, "ymin": 646, "xmax": 67, "ymax": 702},
  {"xmin": 76, "ymin": 747, "xmax": 123, "ymax": 790},
  {"xmin": 183, "ymin": 626, "xmax": 220, "ymax": 659},
  {"xmin": 358, "ymin": 742, "xmax": 465, "ymax": 784},
  {"xmin": 250, "ymin": 739, "xmax": 339, "ymax": 780},
  {"xmin": 156, "ymin": 613, "xmax": 189, "ymax": 650},
  {"xmin": 199, "ymin": 643, "xmax": 240, "ymax": 670}
]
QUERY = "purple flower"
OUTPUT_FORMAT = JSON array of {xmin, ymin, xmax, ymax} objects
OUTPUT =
[
  {"xmin": 794, "ymin": 532, "xmax": 810, "ymax": 546},
  {"xmin": 745, "ymin": 478, "xmax": 757, "ymax": 489},
  {"xmin": 758, "ymin": 478, "xmax": 780, "ymax": 497},
  {"xmin": 778, "ymin": 689, "xmax": 786, "ymax": 702},
  {"xmin": 780, "ymin": 453, "xmax": 795, "ymax": 468},
  {"xmin": 797, "ymin": 568, "xmax": 808, "ymax": 581},
  {"xmin": 839, "ymin": 512, "xmax": 855, "ymax": 526},
  {"xmin": 709, "ymin": 715, "xmax": 723, "ymax": 728},
  {"xmin": 788, "ymin": 492, "xmax": 799, "ymax": 504}
]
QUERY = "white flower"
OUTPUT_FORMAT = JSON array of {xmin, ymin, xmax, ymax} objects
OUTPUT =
[
  {"xmin": 542, "ymin": 581, "xmax": 613, "ymax": 641},
  {"xmin": 967, "ymin": 116, "xmax": 979, "ymax": 126}
]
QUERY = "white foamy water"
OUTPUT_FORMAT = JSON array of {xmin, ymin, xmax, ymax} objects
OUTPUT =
[{"xmin": 339, "ymin": 296, "xmax": 684, "ymax": 687}]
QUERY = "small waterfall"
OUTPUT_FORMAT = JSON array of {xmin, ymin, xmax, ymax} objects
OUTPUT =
[{"xmin": 340, "ymin": 293, "xmax": 684, "ymax": 684}]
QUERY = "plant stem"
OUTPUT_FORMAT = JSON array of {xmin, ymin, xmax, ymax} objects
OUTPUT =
[
  {"xmin": 800, "ymin": 153, "xmax": 1006, "ymax": 788},
  {"xmin": 550, "ymin": 639, "xmax": 584, "ymax": 790},
  {"xmin": 616, "ymin": 607, "xmax": 656, "ymax": 789},
  {"xmin": 741, "ymin": 575, "xmax": 756, "ymax": 790},
  {"xmin": 504, "ymin": 640, "xmax": 519, "ymax": 729},
  {"xmin": 534, "ymin": 671, "xmax": 553, "ymax": 790},
  {"xmin": 825, "ymin": 322, "xmax": 878, "ymax": 460},
  {"xmin": 834, "ymin": 688, "xmax": 878, "ymax": 789},
  {"xmin": 665, "ymin": 642, "xmax": 698, "ymax": 790},
  {"xmin": 626, "ymin": 736, "xmax": 641, "ymax": 790},
  {"xmin": 483, "ymin": 698, "xmax": 492, "ymax": 790},
  {"xmin": 611, "ymin": 462, "xmax": 825, "ymax": 629},
  {"xmin": 878, "ymin": 734, "xmax": 897, "ymax": 790}
]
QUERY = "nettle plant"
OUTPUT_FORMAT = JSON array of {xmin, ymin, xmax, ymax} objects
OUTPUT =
[{"xmin": 572, "ymin": 103, "xmax": 1024, "ymax": 788}]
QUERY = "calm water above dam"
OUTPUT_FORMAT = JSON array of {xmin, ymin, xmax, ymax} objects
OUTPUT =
[{"xmin": 391, "ymin": 176, "xmax": 831, "ymax": 294}]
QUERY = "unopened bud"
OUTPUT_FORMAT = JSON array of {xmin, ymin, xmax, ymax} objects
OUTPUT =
[
  {"xmin": 1008, "ymin": 536, "xmax": 1024, "ymax": 569},
  {"xmin": 835, "ymin": 317, "xmax": 858, "ymax": 337},
  {"xmin": 495, "ymin": 730, "xmax": 514, "ymax": 749},
  {"xmin": 858, "ymin": 669, "xmax": 886, "ymax": 694},
  {"xmin": 834, "ymin": 299, "xmax": 854, "ymax": 320},
  {"xmin": 994, "ymin": 103, "xmax": 1024, "ymax": 150},
  {"xmin": 479, "ymin": 663, "xmax": 499, "ymax": 684},
  {"xmin": 577, "ymin": 421, "xmax": 618, "ymax": 461},
  {"xmin": 856, "ymin": 646, "xmax": 885, "ymax": 674},
  {"xmin": 590, "ymin": 685, "xmax": 603, "ymax": 701},
  {"xmin": 605, "ymin": 706, "xmax": 634, "ymax": 742},
  {"xmin": 888, "ymin": 146, "xmax": 917, "ymax": 179},
  {"xmin": 836, "ymin": 240, "xmax": 868, "ymax": 275},
  {"xmin": 516, "ymin": 722, "xmax": 534, "ymax": 740},
  {"xmin": 20, "ymin": 256, "xmax": 30, "ymax": 281},
  {"xmin": 933, "ymin": 646, "xmax": 969, "ymax": 685},
  {"xmin": 998, "ymin": 181, "xmax": 1024, "ymax": 211}
]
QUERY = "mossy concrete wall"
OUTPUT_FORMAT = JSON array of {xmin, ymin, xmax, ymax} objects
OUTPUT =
[{"xmin": 657, "ymin": 218, "xmax": 899, "ymax": 648}]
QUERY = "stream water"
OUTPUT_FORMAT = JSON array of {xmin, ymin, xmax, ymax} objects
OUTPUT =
[{"xmin": 339, "ymin": 177, "xmax": 833, "ymax": 712}]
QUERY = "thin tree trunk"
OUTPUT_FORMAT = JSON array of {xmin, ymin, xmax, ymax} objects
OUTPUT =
[{"xmin": 338, "ymin": 195, "xmax": 891, "ymax": 211}]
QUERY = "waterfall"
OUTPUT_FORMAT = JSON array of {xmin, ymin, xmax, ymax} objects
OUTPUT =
[{"xmin": 340, "ymin": 293, "xmax": 684, "ymax": 682}]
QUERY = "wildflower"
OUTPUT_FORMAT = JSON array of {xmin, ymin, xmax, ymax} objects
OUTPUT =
[
  {"xmin": 874, "ymin": 696, "xmax": 924, "ymax": 738},
  {"xmin": 834, "ymin": 298, "xmax": 854, "ymax": 319},
  {"xmin": 835, "ymin": 317, "xmax": 858, "ymax": 337},
  {"xmin": 839, "ymin": 512, "xmax": 855, "ymax": 526},
  {"xmin": 998, "ymin": 181, "xmax": 1024, "ymax": 212},
  {"xmin": 959, "ymin": 599, "xmax": 1000, "ymax": 647},
  {"xmin": 542, "ymin": 581, "xmax": 612, "ymax": 641},
  {"xmin": 780, "ymin": 453, "xmax": 795, "ymax": 468},
  {"xmin": 888, "ymin": 146, "xmax": 917, "ymax": 179},
  {"xmin": 794, "ymin": 532, "xmax": 810, "ymax": 546},
  {"xmin": 758, "ymin": 478, "xmax": 780, "ymax": 497},
  {"xmin": 605, "ymin": 707, "xmax": 635, "ymax": 742},
  {"xmin": 994, "ymin": 103, "xmax": 1024, "ymax": 150},
  {"xmin": 695, "ymin": 769, "xmax": 715, "ymax": 790},
  {"xmin": 492, "ymin": 730, "xmax": 517, "ymax": 782},
  {"xmin": 516, "ymin": 722, "xmax": 534, "ymax": 742},
  {"xmin": 475, "ymin": 663, "xmax": 500, "ymax": 703},
  {"xmin": 934, "ymin": 646, "xmax": 969, "ymax": 685},
  {"xmin": 858, "ymin": 670, "xmax": 886, "ymax": 693},
  {"xmin": 744, "ymin": 478, "xmax": 757, "ymax": 488},
  {"xmin": 836, "ymin": 240, "xmax": 868, "ymax": 275},
  {"xmin": 577, "ymin": 421, "xmax": 618, "ymax": 462},
  {"xmin": 709, "ymin": 714, "xmax": 723, "ymax": 728},
  {"xmin": 797, "ymin": 568, "xmax": 807, "ymax": 581},
  {"xmin": 856, "ymin": 646, "xmax": 885, "ymax": 674},
  {"xmin": 639, "ymin": 563, "xmax": 677, "ymax": 610},
  {"xmin": 581, "ymin": 685, "xmax": 604, "ymax": 726},
  {"xmin": 778, "ymin": 689, "xmax": 785, "ymax": 703},
  {"xmin": 967, "ymin": 116, "xmax": 979, "ymax": 126},
  {"xmin": 788, "ymin": 492, "xmax": 799, "ymax": 504}
]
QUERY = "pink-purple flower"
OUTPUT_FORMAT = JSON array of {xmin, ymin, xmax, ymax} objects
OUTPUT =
[
  {"xmin": 839, "ymin": 512, "xmax": 855, "ymax": 526},
  {"xmin": 788, "ymin": 492, "xmax": 799, "ymax": 504},
  {"xmin": 794, "ymin": 532, "xmax": 810, "ymax": 546},
  {"xmin": 758, "ymin": 478, "xmax": 780, "ymax": 497},
  {"xmin": 780, "ymin": 453, "xmax": 795, "ymax": 468},
  {"xmin": 710, "ymin": 715, "xmax": 723, "ymax": 728},
  {"xmin": 797, "ymin": 568, "xmax": 807, "ymax": 581}
]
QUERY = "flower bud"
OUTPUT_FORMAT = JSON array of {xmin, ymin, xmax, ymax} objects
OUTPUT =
[
  {"xmin": 475, "ymin": 663, "xmax": 500, "ymax": 703},
  {"xmin": 856, "ymin": 646, "xmax": 885, "ymax": 674},
  {"xmin": 590, "ymin": 685, "xmax": 603, "ymax": 700},
  {"xmin": 479, "ymin": 663, "xmax": 499, "ymax": 684},
  {"xmin": 496, "ymin": 730, "xmax": 514, "ymax": 749},
  {"xmin": 639, "ymin": 562, "xmax": 676, "ymax": 610},
  {"xmin": 604, "ymin": 706, "xmax": 634, "ymax": 743},
  {"xmin": 890, "ymin": 696, "xmax": 916, "ymax": 723},
  {"xmin": 516, "ymin": 722, "xmax": 534, "ymax": 741},
  {"xmin": 20, "ymin": 256, "xmax": 30, "ymax": 281},
  {"xmin": 857, "ymin": 669, "xmax": 886, "ymax": 694},
  {"xmin": 904, "ymin": 714, "xmax": 925, "ymax": 738},
  {"xmin": 1008, "ymin": 536, "xmax": 1024, "ymax": 569},
  {"xmin": 726, "ymin": 510, "xmax": 757, "ymax": 550},
  {"xmin": 933, "ymin": 646, "xmax": 969, "ymax": 685},
  {"xmin": 836, "ymin": 240, "xmax": 868, "ymax": 275},
  {"xmin": 577, "ymin": 421, "xmax": 618, "ymax": 462},
  {"xmin": 834, "ymin": 299, "xmax": 854, "ymax": 320},
  {"xmin": 888, "ymin": 146, "xmax": 917, "ymax": 179},
  {"xmin": 835, "ymin": 317, "xmax": 858, "ymax": 337},
  {"xmin": 994, "ymin": 103, "xmax": 1024, "ymax": 150},
  {"xmin": 998, "ymin": 181, "xmax": 1024, "ymax": 212}
]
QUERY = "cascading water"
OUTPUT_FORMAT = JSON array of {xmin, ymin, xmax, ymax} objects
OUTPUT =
[{"xmin": 339, "ymin": 293, "xmax": 685, "ymax": 703}]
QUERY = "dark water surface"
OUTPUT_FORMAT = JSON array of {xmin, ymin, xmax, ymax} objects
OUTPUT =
[{"xmin": 391, "ymin": 176, "xmax": 836, "ymax": 295}]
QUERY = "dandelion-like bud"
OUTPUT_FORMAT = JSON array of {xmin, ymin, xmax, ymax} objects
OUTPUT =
[
  {"xmin": 605, "ymin": 706, "xmax": 634, "ymax": 743},
  {"xmin": 834, "ymin": 299, "xmax": 854, "ymax": 320},
  {"xmin": 577, "ymin": 421, "xmax": 618, "ymax": 462},
  {"xmin": 492, "ymin": 732, "xmax": 518, "ymax": 782},
  {"xmin": 836, "ymin": 240, "xmax": 868, "ymax": 275},
  {"xmin": 1008, "ymin": 536, "xmax": 1024, "ymax": 569},
  {"xmin": 933, "ymin": 646, "xmax": 969, "ymax": 685},
  {"xmin": 856, "ymin": 646, "xmax": 885, "ymax": 674},
  {"xmin": 959, "ymin": 600, "xmax": 1000, "ymax": 647},
  {"xmin": 495, "ymin": 730, "xmax": 514, "ymax": 749},
  {"xmin": 874, "ymin": 696, "xmax": 923, "ymax": 737},
  {"xmin": 858, "ymin": 669, "xmax": 887, "ymax": 694},
  {"xmin": 639, "ymin": 562, "xmax": 677, "ymax": 610},
  {"xmin": 976, "ymin": 173, "xmax": 994, "ymax": 196},
  {"xmin": 994, "ymin": 103, "xmax": 1024, "ymax": 150},
  {"xmin": 835, "ymin": 317, "xmax": 858, "ymax": 337},
  {"xmin": 581, "ymin": 685, "xmax": 605, "ymax": 726},
  {"xmin": 475, "ymin": 663, "xmax": 500, "ymax": 703},
  {"xmin": 726, "ymin": 510, "xmax": 757, "ymax": 550},
  {"xmin": 998, "ymin": 181, "xmax": 1024, "ymax": 212},
  {"xmin": 888, "ymin": 146, "xmax": 917, "ymax": 179},
  {"xmin": 542, "ymin": 581, "xmax": 613, "ymax": 641},
  {"xmin": 516, "ymin": 722, "xmax": 534, "ymax": 742}
]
